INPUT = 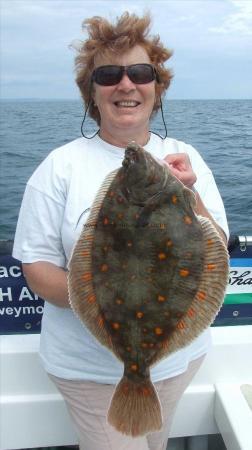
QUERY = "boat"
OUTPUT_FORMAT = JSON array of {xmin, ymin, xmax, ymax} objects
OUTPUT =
[{"xmin": 0, "ymin": 236, "xmax": 251, "ymax": 450}]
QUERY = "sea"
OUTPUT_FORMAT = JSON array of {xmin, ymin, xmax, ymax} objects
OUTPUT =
[{"xmin": 0, "ymin": 98, "xmax": 251, "ymax": 241}]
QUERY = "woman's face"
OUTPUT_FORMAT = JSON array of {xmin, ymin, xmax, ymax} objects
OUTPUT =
[{"xmin": 92, "ymin": 45, "xmax": 156, "ymax": 146}]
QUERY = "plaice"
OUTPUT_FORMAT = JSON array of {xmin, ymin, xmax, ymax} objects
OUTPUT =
[{"xmin": 68, "ymin": 142, "xmax": 229, "ymax": 437}]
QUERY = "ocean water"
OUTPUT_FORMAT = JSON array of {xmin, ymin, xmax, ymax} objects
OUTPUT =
[{"xmin": 0, "ymin": 99, "xmax": 251, "ymax": 241}]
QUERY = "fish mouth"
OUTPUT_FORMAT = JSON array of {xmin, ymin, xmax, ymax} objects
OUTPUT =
[
  {"xmin": 122, "ymin": 152, "xmax": 138, "ymax": 168},
  {"xmin": 123, "ymin": 143, "xmax": 140, "ymax": 167}
]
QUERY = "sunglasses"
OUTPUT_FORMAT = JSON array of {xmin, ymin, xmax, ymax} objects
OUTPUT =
[{"xmin": 91, "ymin": 63, "xmax": 158, "ymax": 86}]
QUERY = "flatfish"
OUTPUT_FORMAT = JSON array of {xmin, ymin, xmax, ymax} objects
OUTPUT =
[{"xmin": 68, "ymin": 142, "xmax": 229, "ymax": 437}]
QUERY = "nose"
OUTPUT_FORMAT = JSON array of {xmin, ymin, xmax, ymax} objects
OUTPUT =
[{"xmin": 117, "ymin": 72, "xmax": 136, "ymax": 91}]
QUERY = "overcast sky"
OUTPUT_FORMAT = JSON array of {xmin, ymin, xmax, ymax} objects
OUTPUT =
[{"xmin": 1, "ymin": 0, "xmax": 252, "ymax": 99}]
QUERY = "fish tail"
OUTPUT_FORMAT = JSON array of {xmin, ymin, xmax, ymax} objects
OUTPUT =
[{"xmin": 107, "ymin": 376, "xmax": 162, "ymax": 437}]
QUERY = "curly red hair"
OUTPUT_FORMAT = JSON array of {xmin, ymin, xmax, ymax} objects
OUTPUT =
[{"xmin": 74, "ymin": 12, "xmax": 173, "ymax": 125}]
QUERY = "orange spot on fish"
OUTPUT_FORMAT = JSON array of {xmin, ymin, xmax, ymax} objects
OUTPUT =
[
  {"xmin": 158, "ymin": 252, "xmax": 167, "ymax": 260},
  {"xmin": 97, "ymin": 315, "xmax": 104, "ymax": 328},
  {"xmin": 160, "ymin": 223, "xmax": 166, "ymax": 229},
  {"xmin": 207, "ymin": 239, "xmax": 214, "ymax": 246},
  {"xmin": 171, "ymin": 194, "xmax": 178, "ymax": 204},
  {"xmin": 197, "ymin": 291, "xmax": 206, "ymax": 301},
  {"xmin": 158, "ymin": 295, "xmax": 166, "ymax": 302},
  {"xmin": 142, "ymin": 387, "xmax": 151, "ymax": 396},
  {"xmin": 207, "ymin": 264, "xmax": 216, "ymax": 270},
  {"xmin": 122, "ymin": 384, "xmax": 129, "ymax": 395},
  {"xmin": 155, "ymin": 327, "xmax": 163, "ymax": 335},
  {"xmin": 82, "ymin": 250, "xmax": 90, "ymax": 257},
  {"xmin": 87, "ymin": 294, "xmax": 96, "ymax": 304},
  {"xmin": 136, "ymin": 311, "xmax": 144, "ymax": 319},
  {"xmin": 126, "ymin": 346, "xmax": 132, "ymax": 352},
  {"xmin": 141, "ymin": 342, "xmax": 148, "ymax": 349},
  {"xmin": 187, "ymin": 307, "xmax": 195, "ymax": 318},
  {"xmin": 100, "ymin": 264, "xmax": 108, "ymax": 272},
  {"xmin": 184, "ymin": 215, "xmax": 192, "ymax": 224},
  {"xmin": 82, "ymin": 272, "xmax": 92, "ymax": 281},
  {"xmin": 166, "ymin": 239, "xmax": 173, "ymax": 247},
  {"xmin": 112, "ymin": 322, "xmax": 120, "ymax": 330},
  {"xmin": 177, "ymin": 320, "xmax": 186, "ymax": 329},
  {"xmin": 130, "ymin": 364, "xmax": 138, "ymax": 372},
  {"xmin": 179, "ymin": 269, "xmax": 190, "ymax": 277},
  {"xmin": 137, "ymin": 386, "xmax": 151, "ymax": 396},
  {"xmin": 108, "ymin": 191, "xmax": 115, "ymax": 198},
  {"xmin": 116, "ymin": 298, "xmax": 124, "ymax": 305},
  {"xmin": 103, "ymin": 217, "xmax": 109, "ymax": 225}
]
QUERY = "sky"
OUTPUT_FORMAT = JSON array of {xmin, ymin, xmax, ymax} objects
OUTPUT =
[{"xmin": 1, "ymin": 0, "xmax": 252, "ymax": 99}]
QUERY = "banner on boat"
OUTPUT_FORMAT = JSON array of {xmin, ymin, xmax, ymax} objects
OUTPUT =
[
  {"xmin": 214, "ymin": 245, "xmax": 252, "ymax": 326},
  {"xmin": 0, "ymin": 255, "xmax": 44, "ymax": 334},
  {"xmin": 0, "ymin": 241, "xmax": 252, "ymax": 333}
]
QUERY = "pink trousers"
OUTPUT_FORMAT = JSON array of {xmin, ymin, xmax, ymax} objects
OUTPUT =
[{"xmin": 49, "ymin": 355, "xmax": 204, "ymax": 450}]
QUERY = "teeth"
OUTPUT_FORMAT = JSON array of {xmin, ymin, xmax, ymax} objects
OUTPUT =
[{"xmin": 116, "ymin": 101, "xmax": 139, "ymax": 107}]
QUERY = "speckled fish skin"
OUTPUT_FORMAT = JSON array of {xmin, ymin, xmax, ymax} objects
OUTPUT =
[
  {"xmin": 68, "ymin": 142, "xmax": 229, "ymax": 437},
  {"xmin": 92, "ymin": 145, "xmax": 204, "ymax": 372}
]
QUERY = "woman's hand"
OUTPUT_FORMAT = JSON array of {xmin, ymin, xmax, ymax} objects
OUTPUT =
[{"xmin": 163, "ymin": 153, "xmax": 197, "ymax": 188}]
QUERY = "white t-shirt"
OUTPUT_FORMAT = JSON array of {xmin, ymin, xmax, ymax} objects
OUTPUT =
[{"xmin": 13, "ymin": 133, "xmax": 229, "ymax": 383}]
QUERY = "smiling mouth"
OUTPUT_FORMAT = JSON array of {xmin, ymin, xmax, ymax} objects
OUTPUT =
[{"xmin": 114, "ymin": 100, "xmax": 141, "ymax": 108}]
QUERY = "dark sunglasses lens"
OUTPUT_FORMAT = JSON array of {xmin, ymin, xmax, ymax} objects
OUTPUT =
[
  {"xmin": 128, "ymin": 65, "xmax": 155, "ymax": 84},
  {"xmin": 95, "ymin": 66, "xmax": 122, "ymax": 86}
]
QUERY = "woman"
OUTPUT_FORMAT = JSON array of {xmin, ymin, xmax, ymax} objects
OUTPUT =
[{"xmin": 13, "ymin": 12, "xmax": 229, "ymax": 450}]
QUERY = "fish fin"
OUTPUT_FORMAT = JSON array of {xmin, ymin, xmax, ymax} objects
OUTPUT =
[
  {"xmin": 183, "ymin": 186, "xmax": 197, "ymax": 209},
  {"xmin": 68, "ymin": 168, "xmax": 121, "ymax": 356},
  {"xmin": 150, "ymin": 216, "xmax": 229, "ymax": 365},
  {"xmin": 107, "ymin": 375, "xmax": 162, "ymax": 437}
]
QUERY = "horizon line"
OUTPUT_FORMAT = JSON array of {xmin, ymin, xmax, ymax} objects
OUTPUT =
[{"xmin": 1, "ymin": 97, "xmax": 251, "ymax": 101}]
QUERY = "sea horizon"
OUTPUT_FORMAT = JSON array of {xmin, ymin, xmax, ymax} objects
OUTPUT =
[
  {"xmin": 1, "ymin": 97, "xmax": 251, "ymax": 101},
  {"xmin": 1, "ymin": 98, "xmax": 251, "ymax": 240}
]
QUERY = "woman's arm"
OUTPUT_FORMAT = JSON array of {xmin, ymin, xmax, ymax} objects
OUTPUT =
[
  {"xmin": 22, "ymin": 262, "xmax": 70, "ymax": 308},
  {"xmin": 193, "ymin": 191, "xmax": 227, "ymax": 245}
]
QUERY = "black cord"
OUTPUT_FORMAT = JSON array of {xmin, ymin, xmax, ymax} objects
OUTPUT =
[
  {"xmin": 81, "ymin": 98, "xmax": 99, "ymax": 139},
  {"xmin": 159, "ymin": 96, "xmax": 168, "ymax": 139},
  {"xmin": 150, "ymin": 97, "xmax": 168, "ymax": 140}
]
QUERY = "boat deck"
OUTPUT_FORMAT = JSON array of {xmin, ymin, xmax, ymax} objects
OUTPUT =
[{"xmin": 1, "ymin": 326, "xmax": 251, "ymax": 450}]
